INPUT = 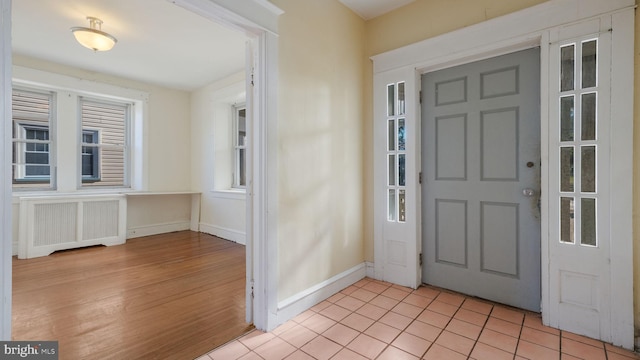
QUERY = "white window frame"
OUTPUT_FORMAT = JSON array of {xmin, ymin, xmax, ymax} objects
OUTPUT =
[
  {"xmin": 16, "ymin": 124, "xmax": 49, "ymax": 180},
  {"xmin": 233, "ymin": 103, "xmax": 247, "ymax": 189},
  {"xmin": 11, "ymin": 87, "xmax": 55, "ymax": 190},
  {"xmin": 81, "ymin": 128, "xmax": 100, "ymax": 182},
  {"xmin": 78, "ymin": 96, "xmax": 132, "ymax": 189}
]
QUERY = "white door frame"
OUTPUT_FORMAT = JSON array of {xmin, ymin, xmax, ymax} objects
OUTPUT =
[
  {"xmin": 1, "ymin": 0, "xmax": 13, "ymax": 341},
  {"xmin": 372, "ymin": 0, "xmax": 634, "ymax": 348},
  {"xmin": 0, "ymin": 0, "xmax": 283, "ymax": 339}
]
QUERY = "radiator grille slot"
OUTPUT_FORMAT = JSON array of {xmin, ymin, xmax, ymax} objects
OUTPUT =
[
  {"xmin": 33, "ymin": 203, "xmax": 77, "ymax": 247},
  {"xmin": 83, "ymin": 200, "xmax": 120, "ymax": 240},
  {"xmin": 19, "ymin": 195, "xmax": 126, "ymax": 259}
]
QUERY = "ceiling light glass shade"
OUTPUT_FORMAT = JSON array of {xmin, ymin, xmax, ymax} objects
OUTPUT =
[{"xmin": 71, "ymin": 17, "xmax": 117, "ymax": 52}]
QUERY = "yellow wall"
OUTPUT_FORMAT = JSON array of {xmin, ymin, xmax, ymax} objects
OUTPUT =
[{"xmin": 270, "ymin": 0, "xmax": 366, "ymax": 301}]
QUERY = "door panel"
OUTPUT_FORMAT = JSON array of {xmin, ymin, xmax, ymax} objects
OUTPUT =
[
  {"xmin": 436, "ymin": 115, "xmax": 466, "ymax": 180},
  {"xmin": 435, "ymin": 199, "xmax": 467, "ymax": 267},
  {"xmin": 481, "ymin": 108, "xmax": 518, "ymax": 180},
  {"xmin": 481, "ymin": 202, "xmax": 518, "ymax": 277},
  {"xmin": 422, "ymin": 48, "xmax": 541, "ymax": 311}
]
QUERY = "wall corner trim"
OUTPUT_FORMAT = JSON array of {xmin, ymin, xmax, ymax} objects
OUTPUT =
[{"xmin": 365, "ymin": 261, "xmax": 376, "ymax": 279}]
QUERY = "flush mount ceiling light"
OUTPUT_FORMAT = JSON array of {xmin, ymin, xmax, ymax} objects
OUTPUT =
[{"xmin": 71, "ymin": 16, "xmax": 117, "ymax": 52}]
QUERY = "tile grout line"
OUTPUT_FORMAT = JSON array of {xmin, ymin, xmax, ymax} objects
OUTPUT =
[
  {"xmin": 511, "ymin": 306, "xmax": 525, "ymax": 360},
  {"xmin": 463, "ymin": 297, "xmax": 494, "ymax": 360},
  {"xmin": 375, "ymin": 288, "xmax": 423, "ymax": 359},
  {"xmin": 312, "ymin": 278, "xmax": 392, "ymax": 359},
  {"xmin": 352, "ymin": 283, "xmax": 410, "ymax": 359}
]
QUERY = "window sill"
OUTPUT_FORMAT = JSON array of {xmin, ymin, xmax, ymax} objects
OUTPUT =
[
  {"xmin": 125, "ymin": 191, "xmax": 200, "ymax": 196},
  {"xmin": 12, "ymin": 189, "xmax": 201, "ymax": 200},
  {"xmin": 210, "ymin": 189, "xmax": 246, "ymax": 200},
  {"xmin": 13, "ymin": 188, "xmax": 129, "ymax": 198}
]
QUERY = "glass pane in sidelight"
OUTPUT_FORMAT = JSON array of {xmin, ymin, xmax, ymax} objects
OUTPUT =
[
  {"xmin": 581, "ymin": 146, "xmax": 596, "ymax": 193},
  {"xmin": 560, "ymin": 197, "xmax": 575, "ymax": 244},
  {"xmin": 581, "ymin": 93, "xmax": 596, "ymax": 141},
  {"xmin": 388, "ymin": 154, "xmax": 396, "ymax": 186},
  {"xmin": 582, "ymin": 40, "xmax": 597, "ymax": 89},
  {"xmin": 398, "ymin": 154, "xmax": 406, "ymax": 186},
  {"xmin": 387, "ymin": 84, "xmax": 395, "ymax": 116},
  {"xmin": 237, "ymin": 108, "xmax": 246, "ymax": 146},
  {"xmin": 398, "ymin": 82, "xmax": 405, "ymax": 115},
  {"xmin": 388, "ymin": 189, "xmax": 396, "ymax": 221},
  {"xmin": 399, "ymin": 190, "xmax": 406, "ymax": 223},
  {"xmin": 560, "ymin": 147, "xmax": 574, "ymax": 192},
  {"xmin": 581, "ymin": 198, "xmax": 596, "ymax": 246},
  {"xmin": 561, "ymin": 44, "xmax": 575, "ymax": 92},
  {"xmin": 560, "ymin": 96, "xmax": 574, "ymax": 142},
  {"xmin": 398, "ymin": 119, "xmax": 405, "ymax": 151},
  {"xmin": 388, "ymin": 119, "xmax": 395, "ymax": 151}
]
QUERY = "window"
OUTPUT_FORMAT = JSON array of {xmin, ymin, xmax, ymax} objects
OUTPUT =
[
  {"xmin": 80, "ymin": 97, "xmax": 130, "ymax": 187},
  {"xmin": 558, "ymin": 38, "xmax": 599, "ymax": 246},
  {"xmin": 233, "ymin": 105, "xmax": 247, "ymax": 188},
  {"xmin": 12, "ymin": 89, "xmax": 54, "ymax": 188},
  {"xmin": 12, "ymin": 68, "xmax": 145, "ymax": 192},
  {"xmin": 386, "ymin": 82, "xmax": 406, "ymax": 222},
  {"xmin": 81, "ymin": 130, "xmax": 100, "ymax": 181}
]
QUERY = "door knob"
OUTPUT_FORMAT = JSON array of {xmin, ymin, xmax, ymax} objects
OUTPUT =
[{"xmin": 522, "ymin": 188, "xmax": 535, "ymax": 197}]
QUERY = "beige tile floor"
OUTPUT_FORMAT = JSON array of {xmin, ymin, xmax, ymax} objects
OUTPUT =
[{"xmin": 197, "ymin": 278, "xmax": 640, "ymax": 360}]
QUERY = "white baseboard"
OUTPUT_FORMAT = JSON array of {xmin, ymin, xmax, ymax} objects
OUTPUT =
[
  {"xmin": 126, "ymin": 221, "xmax": 191, "ymax": 239},
  {"xmin": 199, "ymin": 223, "xmax": 246, "ymax": 245},
  {"xmin": 274, "ymin": 262, "xmax": 366, "ymax": 329}
]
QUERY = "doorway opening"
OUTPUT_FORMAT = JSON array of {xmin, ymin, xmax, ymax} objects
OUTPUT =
[{"xmin": 5, "ymin": 0, "xmax": 279, "ymax": 354}]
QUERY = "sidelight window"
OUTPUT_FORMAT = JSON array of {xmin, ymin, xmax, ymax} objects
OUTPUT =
[
  {"xmin": 386, "ymin": 82, "xmax": 406, "ymax": 222},
  {"xmin": 558, "ymin": 38, "xmax": 598, "ymax": 246}
]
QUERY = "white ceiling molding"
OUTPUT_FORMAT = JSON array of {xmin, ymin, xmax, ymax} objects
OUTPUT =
[
  {"xmin": 339, "ymin": 0, "xmax": 415, "ymax": 20},
  {"xmin": 170, "ymin": 0, "xmax": 283, "ymax": 36}
]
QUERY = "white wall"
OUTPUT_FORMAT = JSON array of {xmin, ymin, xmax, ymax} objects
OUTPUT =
[
  {"xmin": 191, "ymin": 72, "xmax": 247, "ymax": 244},
  {"xmin": 126, "ymin": 194, "xmax": 193, "ymax": 238}
]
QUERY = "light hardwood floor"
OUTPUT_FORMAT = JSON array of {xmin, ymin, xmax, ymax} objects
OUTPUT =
[{"xmin": 12, "ymin": 231, "xmax": 252, "ymax": 360}]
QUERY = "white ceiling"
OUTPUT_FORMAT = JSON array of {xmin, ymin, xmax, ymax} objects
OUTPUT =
[
  {"xmin": 11, "ymin": 0, "xmax": 249, "ymax": 91},
  {"xmin": 339, "ymin": 0, "xmax": 416, "ymax": 20}
]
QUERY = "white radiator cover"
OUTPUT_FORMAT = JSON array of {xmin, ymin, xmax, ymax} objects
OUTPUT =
[{"xmin": 18, "ymin": 194, "xmax": 126, "ymax": 259}]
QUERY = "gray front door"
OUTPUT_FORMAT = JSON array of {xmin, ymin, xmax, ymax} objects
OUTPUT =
[{"xmin": 421, "ymin": 48, "xmax": 541, "ymax": 311}]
